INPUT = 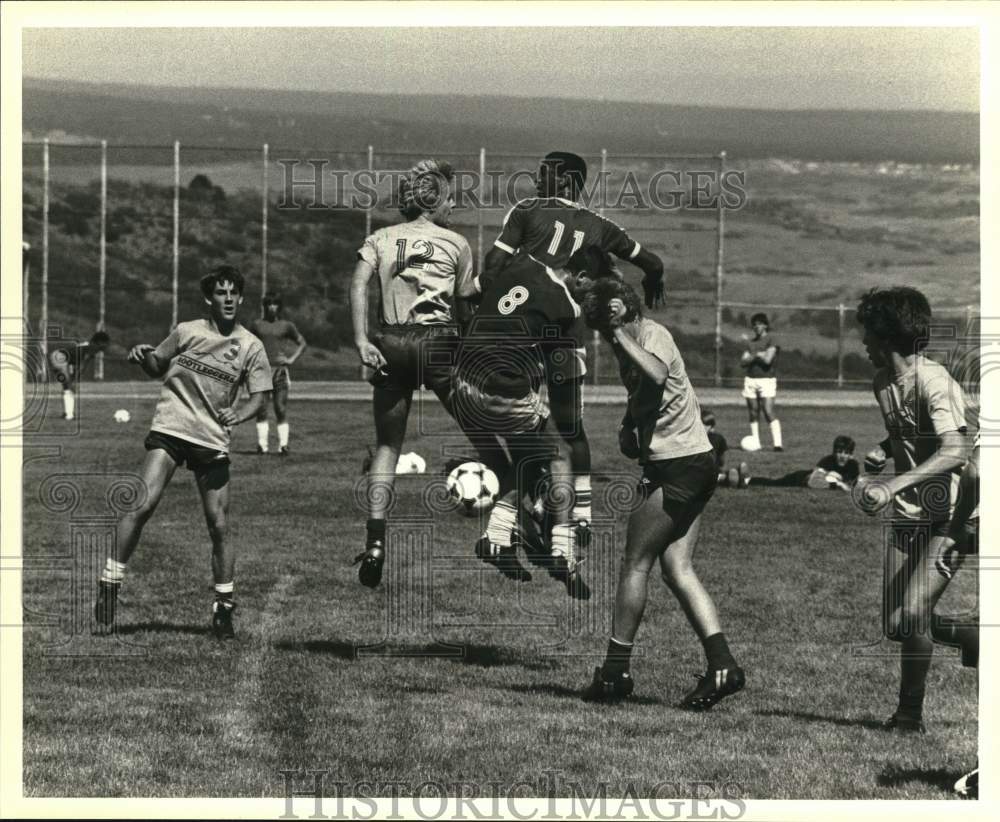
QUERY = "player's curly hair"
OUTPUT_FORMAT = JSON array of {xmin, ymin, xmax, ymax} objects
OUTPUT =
[
  {"xmin": 582, "ymin": 277, "xmax": 642, "ymax": 330},
  {"xmin": 89, "ymin": 330, "xmax": 110, "ymax": 346},
  {"xmin": 856, "ymin": 286, "xmax": 930, "ymax": 354},
  {"xmin": 398, "ymin": 159, "xmax": 454, "ymax": 219},
  {"xmin": 566, "ymin": 245, "xmax": 620, "ymax": 280},
  {"xmin": 833, "ymin": 435, "xmax": 856, "ymax": 454},
  {"xmin": 542, "ymin": 151, "xmax": 587, "ymax": 199},
  {"xmin": 200, "ymin": 264, "xmax": 245, "ymax": 297},
  {"xmin": 750, "ymin": 312, "xmax": 769, "ymax": 328}
]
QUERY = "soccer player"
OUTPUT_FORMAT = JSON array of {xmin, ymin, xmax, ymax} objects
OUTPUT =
[
  {"xmin": 480, "ymin": 150, "xmax": 666, "ymax": 547},
  {"xmin": 453, "ymin": 250, "xmax": 589, "ymax": 597},
  {"xmin": 248, "ymin": 292, "xmax": 307, "ymax": 455},
  {"xmin": 579, "ymin": 278, "xmax": 745, "ymax": 708},
  {"xmin": 740, "ymin": 313, "xmax": 783, "ymax": 450},
  {"xmin": 350, "ymin": 159, "xmax": 508, "ymax": 589},
  {"xmin": 48, "ymin": 330, "xmax": 110, "ymax": 420},
  {"xmin": 93, "ymin": 265, "xmax": 272, "ymax": 640},
  {"xmin": 853, "ymin": 286, "xmax": 975, "ymax": 733},
  {"xmin": 700, "ymin": 407, "xmax": 747, "ymax": 488},
  {"xmin": 742, "ymin": 435, "xmax": 860, "ymax": 491}
]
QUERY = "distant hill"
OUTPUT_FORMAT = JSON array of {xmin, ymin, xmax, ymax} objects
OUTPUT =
[{"xmin": 23, "ymin": 77, "xmax": 978, "ymax": 162}]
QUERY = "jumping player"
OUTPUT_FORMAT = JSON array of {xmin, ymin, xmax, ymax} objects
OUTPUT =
[
  {"xmin": 248, "ymin": 292, "xmax": 307, "ymax": 455},
  {"xmin": 48, "ymin": 330, "xmax": 110, "ymax": 420},
  {"xmin": 740, "ymin": 313, "xmax": 783, "ymax": 450},
  {"xmin": 480, "ymin": 151, "xmax": 666, "ymax": 546},
  {"xmin": 853, "ymin": 286, "xmax": 975, "ymax": 733},
  {"xmin": 93, "ymin": 265, "xmax": 272, "ymax": 640},
  {"xmin": 350, "ymin": 159, "xmax": 508, "ymax": 589},
  {"xmin": 580, "ymin": 278, "xmax": 744, "ymax": 708}
]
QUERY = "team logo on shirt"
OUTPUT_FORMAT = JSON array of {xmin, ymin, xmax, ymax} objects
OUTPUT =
[{"xmin": 176, "ymin": 354, "xmax": 238, "ymax": 384}]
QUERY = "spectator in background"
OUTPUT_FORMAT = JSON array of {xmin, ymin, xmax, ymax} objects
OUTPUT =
[{"xmin": 740, "ymin": 312, "xmax": 783, "ymax": 451}]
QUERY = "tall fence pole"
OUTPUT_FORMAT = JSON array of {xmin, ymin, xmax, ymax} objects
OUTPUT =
[
  {"xmin": 477, "ymin": 147, "xmax": 486, "ymax": 274},
  {"xmin": 97, "ymin": 139, "xmax": 107, "ymax": 380},
  {"xmin": 836, "ymin": 303, "xmax": 846, "ymax": 388},
  {"xmin": 365, "ymin": 145, "xmax": 373, "ymax": 238},
  {"xmin": 713, "ymin": 150, "xmax": 726, "ymax": 387},
  {"xmin": 22, "ymin": 243, "xmax": 31, "ymax": 332},
  {"xmin": 172, "ymin": 140, "xmax": 180, "ymax": 329},
  {"xmin": 41, "ymin": 138, "xmax": 49, "ymax": 377},
  {"xmin": 261, "ymin": 143, "xmax": 269, "ymax": 297},
  {"xmin": 599, "ymin": 148, "xmax": 607, "ymax": 217}
]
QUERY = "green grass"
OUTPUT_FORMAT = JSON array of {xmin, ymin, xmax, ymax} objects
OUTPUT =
[{"xmin": 22, "ymin": 399, "xmax": 977, "ymax": 798}]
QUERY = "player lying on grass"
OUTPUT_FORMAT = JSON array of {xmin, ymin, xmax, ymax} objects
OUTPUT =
[
  {"xmin": 350, "ymin": 159, "xmax": 509, "ymax": 589},
  {"xmin": 852, "ymin": 286, "xmax": 975, "ymax": 733},
  {"xmin": 738, "ymin": 435, "xmax": 860, "ymax": 491},
  {"xmin": 479, "ymin": 150, "xmax": 665, "ymax": 550},
  {"xmin": 579, "ymin": 277, "xmax": 744, "ymax": 708},
  {"xmin": 94, "ymin": 265, "xmax": 272, "ymax": 640},
  {"xmin": 452, "ymin": 249, "xmax": 594, "ymax": 599},
  {"xmin": 249, "ymin": 292, "xmax": 307, "ymax": 455},
  {"xmin": 48, "ymin": 330, "xmax": 110, "ymax": 420}
]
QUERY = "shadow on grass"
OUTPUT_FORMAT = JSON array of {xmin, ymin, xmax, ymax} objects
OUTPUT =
[
  {"xmin": 273, "ymin": 640, "xmax": 557, "ymax": 670},
  {"xmin": 877, "ymin": 765, "xmax": 958, "ymax": 793},
  {"xmin": 507, "ymin": 682, "xmax": 665, "ymax": 705},
  {"xmin": 754, "ymin": 708, "xmax": 886, "ymax": 730},
  {"xmin": 116, "ymin": 621, "xmax": 211, "ymax": 636}
]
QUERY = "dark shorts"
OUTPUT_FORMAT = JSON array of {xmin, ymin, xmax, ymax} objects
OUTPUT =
[
  {"xmin": 145, "ymin": 430, "xmax": 230, "ymax": 472},
  {"xmin": 270, "ymin": 364, "xmax": 290, "ymax": 392},
  {"xmin": 638, "ymin": 450, "xmax": 717, "ymax": 535},
  {"xmin": 370, "ymin": 325, "xmax": 457, "ymax": 394}
]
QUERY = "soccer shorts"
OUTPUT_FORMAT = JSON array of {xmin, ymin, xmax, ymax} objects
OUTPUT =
[
  {"xmin": 271, "ymin": 364, "xmax": 291, "ymax": 392},
  {"xmin": 742, "ymin": 376, "xmax": 777, "ymax": 400},
  {"xmin": 370, "ymin": 324, "xmax": 457, "ymax": 394},
  {"xmin": 451, "ymin": 372, "xmax": 548, "ymax": 436},
  {"xmin": 638, "ymin": 450, "xmax": 717, "ymax": 537},
  {"xmin": 145, "ymin": 430, "xmax": 230, "ymax": 472}
]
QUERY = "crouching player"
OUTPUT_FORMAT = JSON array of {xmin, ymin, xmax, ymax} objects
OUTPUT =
[
  {"xmin": 48, "ymin": 330, "xmax": 111, "ymax": 420},
  {"xmin": 94, "ymin": 266, "xmax": 272, "ymax": 639},
  {"xmin": 580, "ymin": 278, "xmax": 744, "ymax": 707},
  {"xmin": 853, "ymin": 286, "xmax": 975, "ymax": 733}
]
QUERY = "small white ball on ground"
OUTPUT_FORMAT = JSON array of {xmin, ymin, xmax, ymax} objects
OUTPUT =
[
  {"xmin": 113, "ymin": 409, "xmax": 131, "ymax": 423},
  {"xmin": 740, "ymin": 435, "xmax": 761, "ymax": 452}
]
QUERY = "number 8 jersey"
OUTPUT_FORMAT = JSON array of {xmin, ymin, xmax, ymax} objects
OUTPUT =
[{"xmin": 357, "ymin": 215, "xmax": 477, "ymax": 326}]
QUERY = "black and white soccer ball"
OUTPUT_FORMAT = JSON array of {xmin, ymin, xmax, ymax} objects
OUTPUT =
[{"xmin": 446, "ymin": 461, "xmax": 500, "ymax": 517}]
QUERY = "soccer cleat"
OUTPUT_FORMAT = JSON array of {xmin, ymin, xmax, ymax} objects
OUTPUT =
[
  {"xmin": 574, "ymin": 518, "xmax": 592, "ymax": 550},
  {"xmin": 882, "ymin": 712, "xmax": 926, "ymax": 734},
  {"xmin": 773, "ymin": 446, "xmax": 784, "ymax": 452},
  {"xmin": 279, "ymin": 446, "xmax": 290, "ymax": 457},
  {"xmin": 211, "ymin": 600, "xmax": 236, "ymax": 640},
  {"xmin": 738, "ymin": 462, "xmax": 751, "ymax": 488},
  {"xmin": 954, "ymin": 767, "xmax": 978, "ymax": 799},
  {"xmin": 93, "ymin": 580, "xmax": 120, "ymax": 632},
  {"xmin": 475, "ymin": 534, "xmax": 531, "ymax": 582},
  {"xmin": 354, "ymin": 541, "xmax": 385, "ymax": 588},
  {"xmin": 582, "ymin": 666, "xmax": 635, "ymax": 703},
  {"xmin": 679, "ymin": 665, "xmax": 746, "ymax": 711},
  {"xmin": 551, "ymin": 556, "xmax": 591, "ymax": 600},
  {"xmin": 725, "ymin": 467, "xmax": 740, "ymax": 488},
  {"xmin": 256, "ymin": 445, "xmax": 268, "ymax": 455}
]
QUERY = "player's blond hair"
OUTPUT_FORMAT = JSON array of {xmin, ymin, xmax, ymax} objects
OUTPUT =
[{"xmin": 398, "ymin": 159, "xmax": 454, "ymax": 219}]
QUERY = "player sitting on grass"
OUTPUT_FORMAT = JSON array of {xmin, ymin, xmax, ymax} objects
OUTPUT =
[
  {"xmin": 48, "ymin": 330, "xmax": 110, "ymax": 420},
  {"xmin": 740, "ymin": 435, "xmax": 860, "ymax": 491},
  {"xmin": 94, "ymin": 265, "xmax": 272, "ymax": 640},
  {"xmin": 350, "ymin": 159, "xmax": 508, "ymax": 589},
  {"xmin": 249, "ymin": 292, "xmax": 307, "ymax": 455},
  {"xmin": 700, "ymin": 408, "xmax": 750, "ymax": 489},
  {"xmin": 453, "ymin": 250, "xmax": 591, "ymax": 599},
  {"xmin": 480, "ymin": 151, "xmax": 665, "ymax": 551},
  {"xmin": 579, "ymin": 278, "xmax": 745, "ymax": 708},
  {"xmin": 853, "ymin": 286, "xmax": 975, "ymax": 733}
]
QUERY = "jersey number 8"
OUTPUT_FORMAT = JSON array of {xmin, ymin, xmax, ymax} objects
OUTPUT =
[{"xmin": 498, "ymin": 286, "xmax": 529, "ymax": 315}]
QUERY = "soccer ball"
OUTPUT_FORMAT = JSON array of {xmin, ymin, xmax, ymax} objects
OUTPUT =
[
  {"xmin": 740, "ymin": 435, "xmax": 761, "ymax": 452},
  {"xmin": 113, "ymin": 409, "xmax": 131, "ymax": 423},
  {"xmin": 446, "ymin": 461, "xmax": 500, "ymax": 516}
]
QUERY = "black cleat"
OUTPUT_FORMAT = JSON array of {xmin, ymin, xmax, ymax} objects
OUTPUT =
[
  {"xmin": 475, "ymin": 535, "xmax": 532, "ymax": 582},
  {"xmin": 954, "ymin": 767, "xmax": 978, "ymax": 799},
  {"xmin": 212, "ymin": 600, "xmax": 236, "ymax": 640},
  {"xmin": 279, "ymin": 446, "xmax": 290, "ymax": 457},
  {"xmin": 773, "ymin": 446, "xmax": 784, "ymax": 452},
  {"xmin": 574, "ymin": 519, "xmax": 592, "ymax": 550},
  {"xmin": 256, "ymin": 445, "xmax": 268, "ymax": 455},
  {"xmin": 93, "ymin": 580, "xmax": 120, "ymax": 633},
  {"xmin": 582, "ymin": 666, "xmax": 635, "ymax": 703},
  {"xmin": 354, "ymin": 541, "xmax": 385, "ymax": 588},
  {"xmin": 882, "ymin": 712, "xmax": 926, "ymax": 734},
  {"xmin": 679, "ymin": 665, "xmax": 746, "ymax": 711},
  {"xmin": 551, "ymin": 556, "xmax": 590, "ymax": 600}
]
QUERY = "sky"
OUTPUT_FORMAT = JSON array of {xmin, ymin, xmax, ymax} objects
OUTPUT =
[{"xmin": 22, "ymin": 26, "xmax": 980, "ymax": 111}]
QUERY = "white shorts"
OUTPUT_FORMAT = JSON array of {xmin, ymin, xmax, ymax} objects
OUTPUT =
[{"xmin": 742, "ymin": 377, "xmax": 777, "ymax": 400}]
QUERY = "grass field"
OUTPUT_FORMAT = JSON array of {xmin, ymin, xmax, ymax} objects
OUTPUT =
[{"xmin": 21, "ymin": 397, "xmax": 978, "ymax": 799}]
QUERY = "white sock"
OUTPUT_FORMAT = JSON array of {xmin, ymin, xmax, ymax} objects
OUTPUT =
[
  {"xmin": 63, "ymin": 390, "xmax": 75, "ymax": 420},
  {"xmin": 100, "ymin": 558, "xmax": 126, "ymax": 584},
  {"xmin": 277, "ymin": 422, "xmax": 290, "ymax": 448},
  {"xmin": 572, "ymin": 475, "xmax": 592, "ymax": 524},
  {"xmin": 214, "ymin": 581, "xmax": 235, "ymax": 608},
  {"xmin": 486, "ymin": 500, "xmax": 517, "ymax": 547},
  {"xmin": 256, "ymin": 421, "xmax": 269, "ymax": 450},
  {"xmin": 770, "ymin": 419, "xmax": 783, "ymax": 447},
  {"xmin": 551, "ymin": 522, "xmax": 575, "ymax": 562},
  {"xmin": 750, "ymin": 421, "xmax": 760, "ymax": 443}
]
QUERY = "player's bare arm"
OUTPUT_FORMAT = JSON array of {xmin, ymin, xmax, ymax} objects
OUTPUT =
[
  {"xmin": 630, "ymin": 247, "xmax": 665, "ymax": 308},
  {"xmin": 217, "ymin": 390, "xmax": 267, "ymax": 428},
  {"xmin": 349, "ymin": 258, "xmax": 387, "ymax": 370},
  {"xmin": 285, "ymin": 328, "xmax": 307, "ymax": 366},
  {"xmin": 605, "ymin": 299, "xmax": 668, "ymax": 385},
  {"xmin": 129, "ymin": 343, "xmax": 169, "ymax": 378},
  {"xmin": 481, "ymin": 245, "xmax": 512, "ymax": 292}
]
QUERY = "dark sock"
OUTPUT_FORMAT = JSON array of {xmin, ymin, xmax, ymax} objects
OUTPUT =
[
  {"xmin": 366, "ymin": 518, "xmax": 386, "ymax": 545},
  {"xmin": 602, "ymin": 638, "xmax": 633, "ymax": 676},
  {"xmin": 702, "ymin": 632, "xmax": 737, "ymax": 670},
  {"xmin": 897, "ymin": 686, "xmax": 926, "ymax": 720}
]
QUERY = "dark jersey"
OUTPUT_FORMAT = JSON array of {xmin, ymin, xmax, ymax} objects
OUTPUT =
[
  {"xmin": 816, "ymin": 454, "xmax": 860, "ymax": 484},
  {"xmin": 459, "ymin": 255, "xmax": 579, "ymax": 398},
  {"xmin": 494, "ymin": 197, "xmax": 641, "ymax": 270},
  {"xmin": 745, "ymin": 333, "xmax": 779, "ymax": 378},
  {"xmin": 707, "ymin": 430, "xmax": 728, "ymax": 471}
]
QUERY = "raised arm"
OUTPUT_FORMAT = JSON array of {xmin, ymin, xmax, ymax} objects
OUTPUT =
[{"xmin": 631, "ymin": 247, "xmax": 665, "ymax": 309}]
